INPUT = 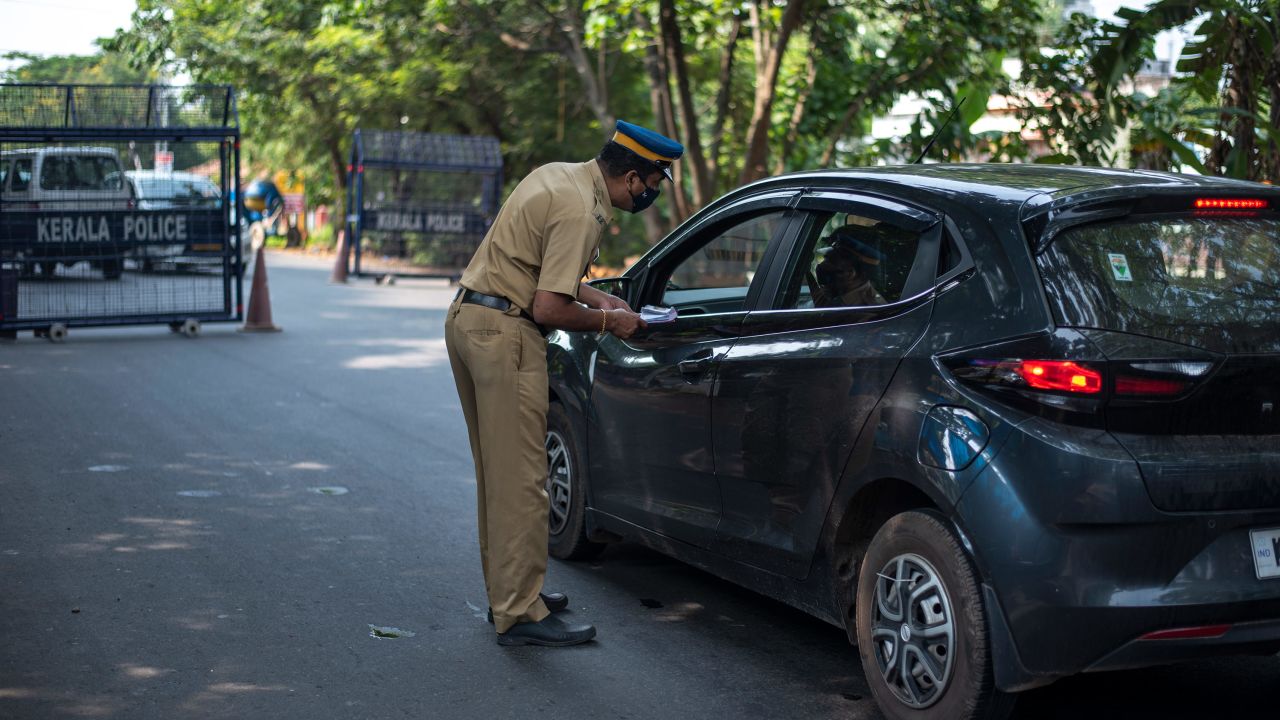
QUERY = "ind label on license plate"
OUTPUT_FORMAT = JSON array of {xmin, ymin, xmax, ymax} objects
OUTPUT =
[{"xmin": 1250, "ymin": 528, "xmax": 1280, "ymax": 580}]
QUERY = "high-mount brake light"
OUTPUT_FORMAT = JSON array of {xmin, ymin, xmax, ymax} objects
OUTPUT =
[
  {"xmin": 1016, "ymin": 361, "xmax": 1103, "ymax": 394},
  {"xmin": 1193, "ymin": 198, "xmax": 1267, "ymax": 210}
]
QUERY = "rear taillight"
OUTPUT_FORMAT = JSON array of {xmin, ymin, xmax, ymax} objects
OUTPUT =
[
  {"xmin": 1112, "ymin": 361, "xmax": 1212, "ymax": 398},
  {"xmin": 1017, "ymin": 360, "xmax": 1102, "ymax": 394},
  {"xmin": 1114, "ymin": 375, "xmax": 1186, "ymax": 396},
  {"xmin": 940, "ymin": 333, "xmax": 1220, "ymax": 426},
  {"xmin": 948, "ymin": 359, "xmax": 1104, "ymax": 395},
  {"xmin": 950, "ymin": 358, "xmax": 1211, "ymax": 397}
]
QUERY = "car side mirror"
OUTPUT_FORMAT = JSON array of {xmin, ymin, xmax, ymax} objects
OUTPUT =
[{"xmin": 588, "ymin": 276, "xmax": 632, "ymax": 302}]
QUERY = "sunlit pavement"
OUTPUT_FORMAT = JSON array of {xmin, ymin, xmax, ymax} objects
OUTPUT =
[{"xmin": 1, "ymin": 250, "xmax": 1276, "ymax": 719}]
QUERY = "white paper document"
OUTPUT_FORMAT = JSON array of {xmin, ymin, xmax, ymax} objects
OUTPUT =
[{"xmin": 640, "ymin": 305, "xmax": 677, "ymax": 324}]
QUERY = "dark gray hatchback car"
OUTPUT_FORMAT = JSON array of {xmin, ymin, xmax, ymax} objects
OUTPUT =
[{"xmin": 542, "ymin": 165, "xmax": 1280, "ymax": 719}]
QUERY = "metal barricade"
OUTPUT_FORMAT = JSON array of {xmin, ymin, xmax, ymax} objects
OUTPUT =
[
  {"xmin": 0, "ymin": 84, "xmax": 241, "ymax": 339},
  {"xmin": 345, "ymin": 129, "xmax": 502, "ymax": 281}
]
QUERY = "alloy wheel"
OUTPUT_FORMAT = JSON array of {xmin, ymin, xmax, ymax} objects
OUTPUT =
[
  {"xmin": 869, "ymin": 552, "xmax": 956, "ymax": 708},
  {"xmin": 544, "ymin": 430, "xmax": 572, "ymax": 536}
]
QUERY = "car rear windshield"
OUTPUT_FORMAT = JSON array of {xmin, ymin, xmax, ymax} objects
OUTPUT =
[{"xmin": 1037, "ymin": 217, "xmax": 1280, "ymax": 354}]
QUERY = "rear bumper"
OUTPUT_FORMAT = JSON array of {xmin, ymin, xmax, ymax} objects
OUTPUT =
[
  {"xmin": 1086, "ymin": 616, "xmax": 1280, "ymax": 673},
  {"xmin": 956, "ymin": 420, "xmax": 1280, "ymax": 691},
  {"xmin": 983, "ymin": 584, "xmax": 1280, "ymax": 692}
]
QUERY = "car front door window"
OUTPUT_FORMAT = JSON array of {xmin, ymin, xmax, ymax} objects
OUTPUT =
[{"xmin": 657, "ymin": 210, "xmax": 787, "ymax": 315}]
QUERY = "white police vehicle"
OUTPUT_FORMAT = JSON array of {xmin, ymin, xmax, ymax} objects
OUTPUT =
[{"xmin": 0, "ymin": 146, "xmax": 133, "ymax": 279}]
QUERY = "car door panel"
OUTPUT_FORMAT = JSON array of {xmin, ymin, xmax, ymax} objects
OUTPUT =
[
  {"xmin": 586, "ymin": 198, "xmax": 800, "ymax": 549},
  {"xmin": 588, "ymin": 314, "xmax": 744, "ymax": 548},
  {"xmin": 709, "ymin": 192, "xmax": 945, "ymax": 578}
]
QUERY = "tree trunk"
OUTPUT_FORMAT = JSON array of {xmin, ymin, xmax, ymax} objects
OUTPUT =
[
  {"xmin": 636, "ymin": 10, "xmax": 689, "ymax": 233},
  {"xmin": 1269, "ymin": 39, "xmax": 1280, "ymax": 182},
  {"xmin": 632, "ymin": 9, "xmax": 686, "ymax": 237},
  {"xmin": 556, "ymin": 2, "xmax": 614, "ymax": 131},
  {"xmin": 659, "ymin": 0, "xmax": 712, "ymax": 209},
  {"xmin": 775, "ymin": 49, "xmax": 818, "ymax": 176},
  {"xmin": 738, "ymin": 0, "xmax": 807, "ymax": 185},
  {"xmin": 709, "ymin": 15, "xmax": 742, "ymax": 187}
]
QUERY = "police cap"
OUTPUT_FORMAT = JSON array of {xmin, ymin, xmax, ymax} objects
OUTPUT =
[{"xmin": 612, "ymin": 120, "xmax": 684, "ymax": 180}]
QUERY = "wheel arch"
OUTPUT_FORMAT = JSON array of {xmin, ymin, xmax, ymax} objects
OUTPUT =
[{"xmin": 829, "ymin": 476, "xmax": 944, "ymax": 642}]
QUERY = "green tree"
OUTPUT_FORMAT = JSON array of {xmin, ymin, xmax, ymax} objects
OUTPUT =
[
  {"xmin": 101, "ymin": 0, "xmax": 1062, "ymax": 261},
  {"xmin": 1039, "ymin": 0, "xmax": 1279, "ymax": 180},
  {"xmin": 0, "ymin": 50, "xmax": 154, "ymax": 84}
]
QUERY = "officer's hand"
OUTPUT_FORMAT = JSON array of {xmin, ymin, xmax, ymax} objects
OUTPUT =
[
  {"xmin": 597, "ymin": 294, "xmax": 635, "ymax": 313},
  {"xmin": 605, "ymin": 309, "xmax": 646, "ymax": 339}
]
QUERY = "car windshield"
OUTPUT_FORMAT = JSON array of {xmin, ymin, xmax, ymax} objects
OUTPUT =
[
  {"xmin": 1037, "ymin": 217, "xmax": 1280, "ymax": 353},
  {"xmin": 40, "ymin": 155, "xmax": 123, "ymax": 191},
  {"xmin": 135, "ymin": 177, "xmax": 219, "ymax": 203}
]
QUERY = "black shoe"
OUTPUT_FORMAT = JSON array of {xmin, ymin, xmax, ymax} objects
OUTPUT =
[
  {"xmin": 497, "ymin": 614, "xmax": 596, "ymax": 647},
  {"xmin": 486, "ymin": 591, "xmax": 568, "ymax": 624}
]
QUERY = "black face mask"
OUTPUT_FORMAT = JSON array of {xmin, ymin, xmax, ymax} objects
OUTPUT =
[{"xmin": 628, "ymin": 177, "xmax": 661, "ymax": 214}]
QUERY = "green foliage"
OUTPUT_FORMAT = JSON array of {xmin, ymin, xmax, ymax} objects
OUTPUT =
[
  {"xmin": 1068, "ymin": 0, "xmax": 1279, "ymax": 180},
  {"xmin": 307, "ymin": 222, "xmax": 337, "ymax": 249},
  {"xmin": 1, "ymin": 50, "xmax": 154, "ymax": 84},
  {"xmin": 15, "ymin": 0, "xmax": 1262, "ymax": 267}
]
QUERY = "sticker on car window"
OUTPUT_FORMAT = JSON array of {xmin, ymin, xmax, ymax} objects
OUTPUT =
[{"xmin": 1108, "ymin": 253, "xmax": 1133, "ymax": 282}]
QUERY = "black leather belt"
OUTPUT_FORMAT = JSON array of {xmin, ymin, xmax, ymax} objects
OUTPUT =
[
  {"xmin": 459, "ymin": 288, "xmax": 512, "ymax": 312},
  {"xmin": 457, "ymin": 288, "xmax": 547, "ymax": 336}
]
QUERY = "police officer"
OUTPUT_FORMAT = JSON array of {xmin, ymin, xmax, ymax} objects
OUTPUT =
[{"xmin": 445, "ymin": 121, "xmax": 684, "ymax": 647}]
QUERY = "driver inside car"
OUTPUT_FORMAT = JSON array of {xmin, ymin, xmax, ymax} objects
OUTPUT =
[{"xmin": 813, "ymin": 224, "xmax": 887, "ymax": 307}]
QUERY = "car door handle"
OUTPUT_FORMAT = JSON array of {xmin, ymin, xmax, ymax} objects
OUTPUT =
[{"xmin": 678, "ymin": 349, "xmax": 716, "ymax": 378}]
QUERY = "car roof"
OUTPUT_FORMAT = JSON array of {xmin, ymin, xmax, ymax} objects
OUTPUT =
[{"xmin": 728, "ymin": 163, "xmax": 1280, "ymax": 211}]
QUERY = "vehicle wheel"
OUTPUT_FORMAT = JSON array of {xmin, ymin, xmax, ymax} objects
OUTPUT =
[
  {"xmin": 545, "ymin": 402, "xmax": 605, "ymax": 561},
  {"xmin": 855, "ymin": 510, "xmax": 1015, "ymax": 720},
  {"xmin": 101, "ymin": 258, "xmax": 123, "ymax": 280}
]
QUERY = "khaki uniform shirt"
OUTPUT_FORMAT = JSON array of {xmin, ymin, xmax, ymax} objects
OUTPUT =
[{"xmin": 459, "ymin": 160, "xmax": 613, "ymax": 314}]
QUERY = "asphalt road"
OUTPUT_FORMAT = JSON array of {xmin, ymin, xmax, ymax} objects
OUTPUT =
[{"xmin": 2, "ymin": 251, "xmax": 1277, "ymax": 720}]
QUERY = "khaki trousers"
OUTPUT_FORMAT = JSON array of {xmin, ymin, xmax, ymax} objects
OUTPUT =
[{"xmin": 444, "ymin": 296, "xmax": 551, "ymax": 633}]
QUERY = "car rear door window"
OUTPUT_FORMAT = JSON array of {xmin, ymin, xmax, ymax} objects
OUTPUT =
[
  {"xmin": 1038, "ymin": 217, "xmax": 1280, "ymax": 353},
  {"xmin": 777, "ymin": 211, "xmax": 924, "ymax": 309}
]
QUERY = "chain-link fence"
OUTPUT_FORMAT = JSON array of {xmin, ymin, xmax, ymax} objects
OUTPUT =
[
  {"xmin": 0, "ymin": 84, "xmax": 241, "ymax": 338},
  {"xmin": 346, "ymin": 129, "xmax": 502, "ymax": 280}
]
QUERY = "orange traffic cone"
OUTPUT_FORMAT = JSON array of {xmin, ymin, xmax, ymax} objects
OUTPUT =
[
  {"xmin": 329, "ymin": 229, "xmax": 349, "ymax": 284},
  {"xmin": 239, "ymin": 245, "xmax": 282, "ymax": 333}
]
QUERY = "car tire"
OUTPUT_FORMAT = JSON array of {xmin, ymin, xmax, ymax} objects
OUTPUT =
[
  {"xmin": 545, "ymin": 402, "xmax": 605, "ymax": 561},
  {"xmin": 855, "ymin": 510, "xmax": 1015, "ymax": 720}
]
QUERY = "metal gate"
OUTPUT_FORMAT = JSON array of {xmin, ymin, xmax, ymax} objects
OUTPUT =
[
  {"xmin": 0, "ymin": 84, "xmax": 241, "ymax": 338},
  {"xmin": 345, "ymin": 129, "xmax": 502, "ymax": 281}
]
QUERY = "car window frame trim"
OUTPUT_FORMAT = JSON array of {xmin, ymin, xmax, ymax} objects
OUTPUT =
[
  {"xmin": 756, "ymin": 189, "xmax": 972, "ymax": 315},
  {"xmin": 630, "ymin": 190, "xmax": 800, "ymax": 313}
]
